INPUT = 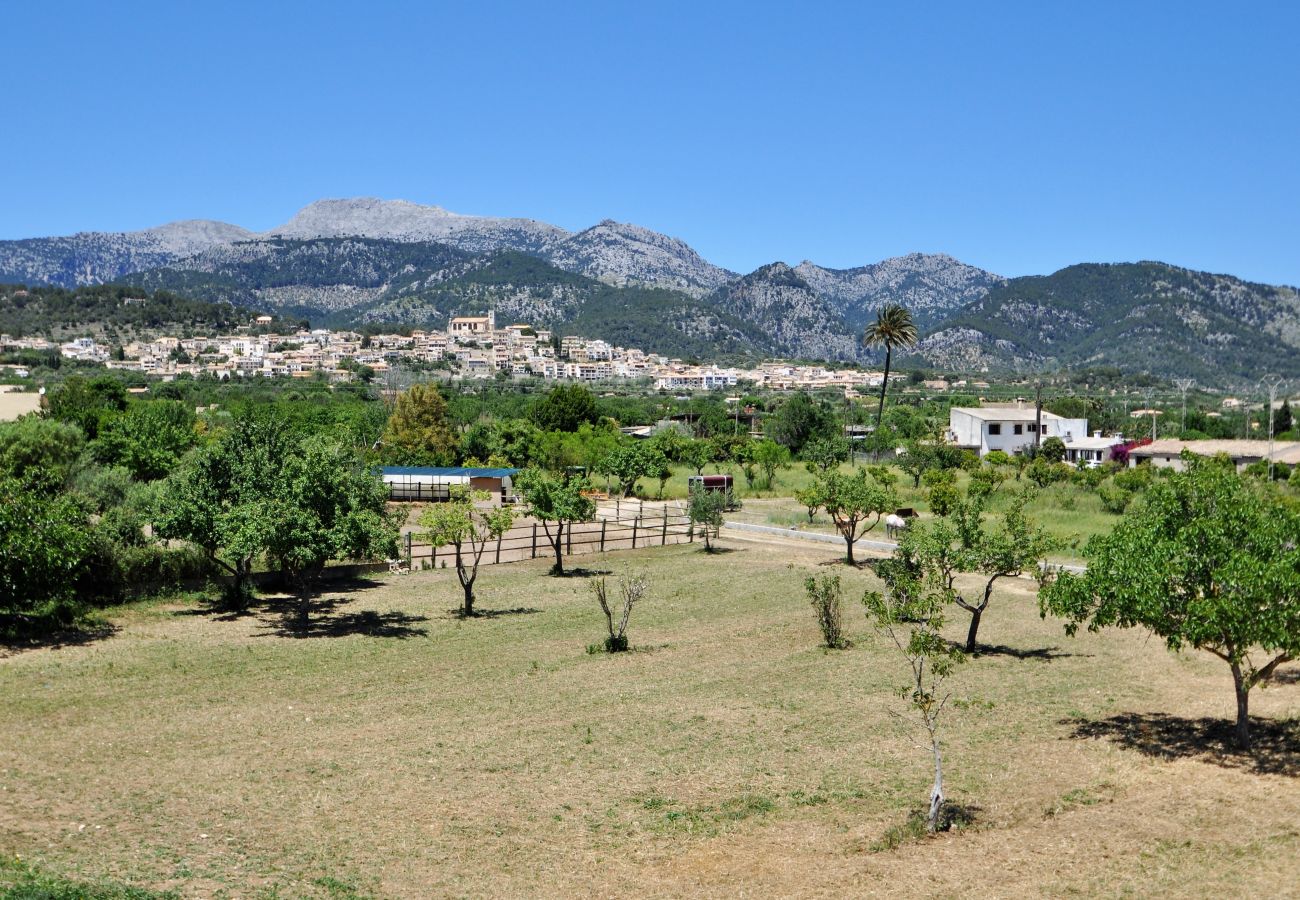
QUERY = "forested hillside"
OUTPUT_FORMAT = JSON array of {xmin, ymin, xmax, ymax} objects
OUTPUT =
[
  {"xmin": 0, "ymin": 284, "xmax": 265, "ymax": 340},
  {"xmin": 912, "ymin": 262, "xmax": 1300, "ymax": 382}
]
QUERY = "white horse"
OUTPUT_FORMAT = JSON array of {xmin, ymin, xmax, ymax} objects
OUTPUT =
[{"xmin": 885, "ymin": 513, "xmax": 909, "ymax": 540}]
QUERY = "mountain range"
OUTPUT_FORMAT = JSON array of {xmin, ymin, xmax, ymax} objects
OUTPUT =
[{"xmin": 2, "ymin": 197, "xmax": 1297, "ymax": 382}]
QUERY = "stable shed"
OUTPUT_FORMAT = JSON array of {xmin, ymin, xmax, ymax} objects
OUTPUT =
[{"xmin": 380, "ymin": 466, "xmax": 519, "ymax": 503}]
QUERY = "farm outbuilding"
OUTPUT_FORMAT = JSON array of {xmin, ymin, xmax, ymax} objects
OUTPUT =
[{"xmin": 379, "ymin": 466, "xmax": 519, "ymax": 503}]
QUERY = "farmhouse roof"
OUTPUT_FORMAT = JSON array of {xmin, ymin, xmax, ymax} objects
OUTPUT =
[
  {"xmin": 1127, "ymin": 439, "xmax": 1300, "ymax": 459},
  {"xmin": 951, "ymin": 407, "xmax": 1067, "ymax": 422}
]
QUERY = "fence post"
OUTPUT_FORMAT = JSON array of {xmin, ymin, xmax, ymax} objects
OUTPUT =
[
  {"xmin": 431, "ymin": 541, "xmax": 437, "ymax": 569},
  {"xmin": 405, "ymin": 532, "xmax": 413, "ymax": 566},
  {"xmin": 632, "ymin": 516, "xmax": 638, "ymax": 549},
  {"xmin": 532, "ymin": 523, "xmax": 538, "ymax": 559},
  {"xmin": 566, "ymin": 522, "xmax": 572, "ymax": 554},
  {"xmin": 600, "ymin": 519, "xmax": 607, "ymax": 552},
  {"xmin": 661, "ymin": 512, "xmax": 668, "ymax": 546}
]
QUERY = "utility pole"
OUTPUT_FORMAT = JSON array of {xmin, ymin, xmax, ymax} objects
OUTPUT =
[
  {"xmin": 1141, "ymin": 389, "xmax": 1156, "ymax": 442},
  {"xmin": 1261, "ymin": 374, "xmax": 1284, "ymax": 481},
  {"xmin": 1034, "ymin": 381, "xmax": 1043, "ymax": 450},
  {"xmin": 1174, "ymin": 378, "xmax": 1195, "ymax": 435}
]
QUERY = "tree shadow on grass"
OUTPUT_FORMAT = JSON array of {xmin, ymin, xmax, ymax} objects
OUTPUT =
[
  {"xmin": 253, "ymin": 578, "xmax": 429, "ymax": 639},
  {"xmin": 965, "ymin": 643, "xmax": 1082, "ymax": 662},
  {"xmin": 552, "ymin": 567, "xmax": 612, "ymax": 578},
  {"xmin": 445, "ymin": 606, "xmax": 542, "ymax": 620},
  {"xmin": 0, "ymin": 621, "xmax": 119, "ymax": 657},
  {"xmin": 1063, "ymin": 712, "xmax": 1300, "ymax": 777},
  {"xmin": 1272, "ymin": 667, "xmax": 1300, "ymax": 686}
]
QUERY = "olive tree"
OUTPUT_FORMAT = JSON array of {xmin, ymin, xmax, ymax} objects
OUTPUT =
[
  {"xmin": 516, "ymin": 468, "xmax": 596, "ymax": 576},
  {"xmin": 1040, "ymin": 453, "xmax": 1300, "ymax": 748},
  {"xmin": 418, "ymin": 486, "xmax": 516, "ymax": 616}
]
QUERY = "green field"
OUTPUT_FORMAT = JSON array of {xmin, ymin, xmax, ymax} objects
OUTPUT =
[
  {"xmin": 3, "ymin": 534, "xmax": 1297, "ymax": 897},
  {"xmin": 654, "ymin": 461, "xmax": 1117, "ymax": 562}
]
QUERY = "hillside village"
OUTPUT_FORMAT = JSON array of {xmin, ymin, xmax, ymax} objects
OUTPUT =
[{"xmin": 2, "ymin": 307, "xmax": 901, "ymax": 394}]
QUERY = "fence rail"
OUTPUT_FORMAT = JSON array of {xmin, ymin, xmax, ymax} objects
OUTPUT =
[{"xmin": 404, "ymin": 509, "xmax": 696, "ymax": 570}]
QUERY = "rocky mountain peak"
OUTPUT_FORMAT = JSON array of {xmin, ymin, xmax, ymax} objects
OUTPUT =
[{"xmin": 545, "ymin": 220, "xmax": 734, "ymax": 297}]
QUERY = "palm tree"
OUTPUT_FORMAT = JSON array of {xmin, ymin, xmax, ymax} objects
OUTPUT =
[{"xmin": 863, "ymin": 304, "xmax": 918, "ymax": 428}]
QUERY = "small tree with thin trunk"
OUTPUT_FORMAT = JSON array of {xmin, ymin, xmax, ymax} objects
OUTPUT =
[
  {"xmin": 863, "ymin": 576, "xmax": 964, "ymax": 833},
  {"xmin": 892, "ymin": 491, "xmax": 1057, "ymax": 652},
  {"xmin": 516, "ymin": 468, "xmax": 596, "ymax": 576},
  {"xmin": 680, "ymin": 439, "xmax": 714, "ymax": 476},
  {"xmin": 1040, "ymin": 452, "xmax": 1300, "ymax": 749},
  {"xmin": 807, "ymin": 468, "xmax": 895, "ymax": 566},
  {"xmin": 418, "ymin": 487, "xmax": 516, "ymax": 616},
  {"xmin": 590, "ymin": 572, "xmax": 649, "ymax": 652},
  {"xmin": 688, "ymin": 486, "xmax": 736, "ymax": 552},
  {"xmin": 753, "ymin": 439, "xmax": 791, "ymax": 490}
]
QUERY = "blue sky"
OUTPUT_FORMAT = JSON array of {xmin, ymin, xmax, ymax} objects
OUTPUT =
[{"xmin": 5, "ymin": 1, "xmax": 1299, "ymax": 284}]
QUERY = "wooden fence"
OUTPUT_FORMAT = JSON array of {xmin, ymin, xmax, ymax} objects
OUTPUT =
[{"xmin": 403, "ymin": 501, "xmax": 695, "ymax": 570}]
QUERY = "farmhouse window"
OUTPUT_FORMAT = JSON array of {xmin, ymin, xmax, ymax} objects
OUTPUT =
[
  {"xmin": 988, "ymin": 424, "xmax": 1002, "ymax": 435},
  {"xmin": 1014, "ymin": 424, "xmax": 1023, "ymax": 435}
]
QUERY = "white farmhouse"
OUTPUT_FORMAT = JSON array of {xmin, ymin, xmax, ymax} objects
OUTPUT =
[{"xmin": 948, "ymin": 406, "xmax": 1089, "ymax": 457}]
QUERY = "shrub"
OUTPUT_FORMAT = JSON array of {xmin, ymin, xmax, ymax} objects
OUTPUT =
[
  {"xmin": 928, "ymin": 481, "xmax": 961, "ymax": 516},
  {"xmin": 1097, "ymin": 483, "xmax": 1133, "ymax": 514},
  {"xmin": 1112, "ymin": 466, "xmax": 1152, "ymax": 493},
  {"xmin": 804, "ymin": 573, "xmax": 849, "ymax": 649},
  {"xmin": 1026, "ymin": 459, "xmax": 1068, "ymax": 487},
  {"xmin": 1070, "ymin": 465, "xmax": 1108, "ymax": 489},
  {"xmin": 590, "ymin": 573, "xmax": 649, "ymax": 652}
]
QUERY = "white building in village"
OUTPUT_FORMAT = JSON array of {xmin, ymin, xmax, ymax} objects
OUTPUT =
[{"xmin": 948, "ymin": 406, "xmax": 1090, "ymax": 457}]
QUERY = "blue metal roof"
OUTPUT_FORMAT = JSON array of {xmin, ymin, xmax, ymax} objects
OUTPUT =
[{"xmin": 379, "ymin": 466, "xmax": 519, "ymax": 477}]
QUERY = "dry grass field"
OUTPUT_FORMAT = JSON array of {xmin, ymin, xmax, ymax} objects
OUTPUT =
[{"xmin": 2, "ymin": 531, "xmax": 1298, "ymax": 898}]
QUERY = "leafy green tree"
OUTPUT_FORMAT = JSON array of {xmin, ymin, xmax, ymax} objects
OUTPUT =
[
  {"xmin": 807, "ymin": 469, "xmax": 895, "ymax": 566},
  {"xmin": 0, "ymin": 476, "xmax": 94, "ymax": 630},
  {"xmin": 794, "ymin": 485, "xmax": 821, "ymax": 524},
  {"xmin": 753, "ymin": 439, "xmax": 791, "ymax": 490},
  {"xmin": 888, "ymin": 493, "xmax": 1057, "ymax": 652},
  {"xmin": 802, "ymin": 435, "xmax": 850, "ymax": 474},
  {"xmin": 898, "ymin": 441, "xmax": 936, "ymax": 488},
  {"xmin": 863, "ymin": 566, "xmax": 964, "ymax": 833},
  {"xmin": 598, "ymin": 441, "xmax": 658, "ymax": 498},
  {"xmin": 1039, "ymin": 436, "xmax": 1066, "ymax": 463},
  {"xmin": 157, "ymin": 415, "xmax": 294, "ymax": 607},
  {"xmin": 263, "ymin": 435, "xmax": 399, "ymax": 623},
  {"xmin": 517, "ymin": 469, "xmax": 596, "ymax": 576},
  {"xmin": 91, "ymin": 400, "xmax": 197, "ymax": 481},
  {"xmin": 381, "ymin": 383, "xmax": 457, "ymax": 465},
  {"xmin": 418, "ymin": 486, "xmax": 516, "ymax": 616},
  {"xmin": 862, "ymin": 304, "xmax": 919, "ymax": 427},
  {"xmin": 767, "ymin": 393, "xmax": 835, "ymax": 453},
  {"xmin": 1040, "ymin": 454, "xmax": 1300, "ymax": 748},
  {"xmin": 0, "ymin": 416, "xmax": 86, "ymax": 487},
  {"xmin": 733, "ymin": 440, "xmax": 759, "ymax": 490},
  {"xmin": 688, "ymin": 486, "xmax": 734, "ymax": 552},
  {"xmin": 45, "ymin": 375, "xmax": 128, "ymax": 438},
  {"xmin": 679, "ymin": 439, "xmax": 715, "ymax": 476},
  {"xmin": 530, "ymin": 384, "xmax": 601, "ymax": 432}
]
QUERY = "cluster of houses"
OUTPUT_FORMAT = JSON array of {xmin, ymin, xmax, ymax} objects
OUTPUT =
[
  {"xmin": 3, "ymin": 309, "xmax": 897, "ymax": 391},
  {"xmin": 948, "ymin": 403, "xmax": 1299, "ymax": 471}
]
